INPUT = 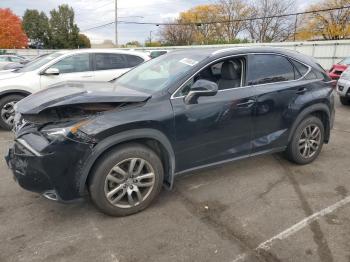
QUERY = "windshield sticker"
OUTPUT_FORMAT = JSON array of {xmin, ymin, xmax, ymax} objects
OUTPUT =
[{"xmin": 179, "ymin": 58, "xmax": 199, "ymax": 66}]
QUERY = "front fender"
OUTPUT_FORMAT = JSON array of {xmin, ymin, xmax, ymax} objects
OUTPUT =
[{"xmin": 78, "ymin": 128, "xmax": 176, "ymax": 195}]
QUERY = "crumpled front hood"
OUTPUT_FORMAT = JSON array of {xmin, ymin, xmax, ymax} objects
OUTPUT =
[{"xmin": 16, "ymin": 81, "xmax": 151, "ymax": 115}]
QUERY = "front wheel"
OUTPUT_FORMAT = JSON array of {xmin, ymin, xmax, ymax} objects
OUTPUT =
[
  {"xmin": 89, "ymin": 143, "xmax": 164, "ymax": 216},
  {"xmin": 285, "ymin": 116, "xmax": 324, "ymax": 165},
  {"xmin": 0, "ymin": 94, "xmax": 24, "ymax": 130}
]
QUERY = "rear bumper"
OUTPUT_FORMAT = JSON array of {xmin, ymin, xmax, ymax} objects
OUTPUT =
[{"xmin": 5, "ymin": 134, "xmax": 93, "ymax": 202}]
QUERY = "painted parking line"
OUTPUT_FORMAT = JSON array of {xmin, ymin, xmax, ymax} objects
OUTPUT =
[{"xmin": 232, "ymin": 195, "xmax": 350, "ymax": 262}]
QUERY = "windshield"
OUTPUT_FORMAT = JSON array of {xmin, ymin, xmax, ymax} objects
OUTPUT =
[
  {"xmin": 115, "ymin": 52, "xmax": 208, "ymax": 93},
  {"xmin": 339, "ymin": 57, "xmax": 350, "ymax": 65},
  {"xmin": 17, "ymin": 52, "xmax": 63, "ymax": 73}
]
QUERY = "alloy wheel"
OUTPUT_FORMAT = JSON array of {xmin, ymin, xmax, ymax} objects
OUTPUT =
[
  {"xmin": 104, "ymin": 158, "xmax": 156, "ymax": 208},
  {"xmin": 298, "ymin": 124, "xmax": 321, "ymax": 159},
  {"xmin": 0, "ymin": 101, "xmax": 17, "ymax": 127}
]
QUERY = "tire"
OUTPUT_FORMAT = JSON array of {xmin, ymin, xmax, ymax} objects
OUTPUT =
[
  {"xmin": 340, "ymin": 96, "xmax": 350, "ymax": 106},
  {"xmin": 89, "ymin": 143, "xmax": 164, "ymax": 216},
  {"xmin": 0, "ymin": 94, "xmax": 25, "ymax": 130},
  {"xmin": 285, "ymin": 116, "xmax": 324, "ymax": 165}
]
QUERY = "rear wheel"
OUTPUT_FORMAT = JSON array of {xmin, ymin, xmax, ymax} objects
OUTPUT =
[
  {"xmin": 285, "ymin": 116, "xmax": 324, "ymax": 165},
  {"xmin": 340, "ymin": 96, "xmax": 350, "ymax": 105},
  {"xmin": 0, "ymin": 94, "xmax": 25, "ymax": 130},
  {"xmin": 89, "ymin": 143, "xmax": 164, "ymax": 216}
]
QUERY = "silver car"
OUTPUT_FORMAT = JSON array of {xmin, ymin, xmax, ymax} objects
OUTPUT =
[
  {"xmin": 0, "ymin": 55, "xmax": 29, "ymax": 70},
  {"xmin": 337, "ymin": 67, "xmax": 350, "ymax": 105}
]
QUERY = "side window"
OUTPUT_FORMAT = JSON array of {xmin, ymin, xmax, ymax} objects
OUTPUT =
[
  {"xmin": 123, "ymin": 54, "xmax": 144, "ymax": 67},
  {"xmin": 175, "ymin": 57, "xmax": 245, "ymax": 97},
  {"xmin": 248, "ymin": 54, "xmax": 295, "ymax": 85},
  {"xmin": 51, "ymin": 54, "xmax": 91, "ymax": 74},
  {"xmin": 95, "ymin": 53, "xmax": 127, "ymax": 70}
]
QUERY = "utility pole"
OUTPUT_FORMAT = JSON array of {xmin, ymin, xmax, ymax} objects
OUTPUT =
[{"xmin": 115, "ymin": 0, "xmax": 118, "ymax": 47}]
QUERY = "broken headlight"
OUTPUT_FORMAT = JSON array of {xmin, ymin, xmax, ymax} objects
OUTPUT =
[{"xmin": 41, "ymin": 120, "xmax": 96, "ymax": 144}]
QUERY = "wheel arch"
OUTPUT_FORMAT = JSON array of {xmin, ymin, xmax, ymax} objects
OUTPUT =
[
  {"xmin": 0, "ymin": 89, "xmax": 31, "ymax": 100},
  {"xmin": 288, "ymin": 103, "xmax": 331, "ymax": 143},
  {"xmin": 79, "ymin": 128, "xmax": 176, "ymax": 195}
]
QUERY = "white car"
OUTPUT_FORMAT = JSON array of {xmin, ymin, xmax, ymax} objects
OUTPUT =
[
  {"xmin": 337, "ymin": 67, "xmax": 350, "ymax": 105},
  {"xmin": 0, "ymin": 49, "xmax": 150, "ymax": 129}
]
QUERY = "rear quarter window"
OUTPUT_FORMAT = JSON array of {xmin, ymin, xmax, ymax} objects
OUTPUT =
[
  {"xmin": 95, "ymin": 53, "xmax": 128, "ymax": 70},
  {"xmin": 291, "ymin": 60, "xmax": 309, "ymax": 78}
]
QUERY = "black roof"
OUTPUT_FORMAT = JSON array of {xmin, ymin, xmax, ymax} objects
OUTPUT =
[{"xmin": 170, "ymin": 46, "xmax": 320, "ymax": 68}]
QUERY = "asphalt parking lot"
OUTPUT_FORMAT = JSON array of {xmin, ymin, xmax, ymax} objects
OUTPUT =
[{"xmin": 0, "ymin": 97, "xmax": 349, "ymax": 262}]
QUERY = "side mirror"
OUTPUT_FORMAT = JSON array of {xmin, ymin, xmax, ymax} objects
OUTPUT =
[
  {"xmin": 184, "ymin": 79, "xmax": 218, "ymax": 104},
  {"xmin": 44, "ymin": 68, "xmax": 60, "ymax": 76}
]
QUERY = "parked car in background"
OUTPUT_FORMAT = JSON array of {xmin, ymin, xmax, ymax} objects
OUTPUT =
[
  {"xmin": 328, "ymin": 57, "xmax": 350, "ymax": 80},
  {"xmin": 6, "ymin": 47, "xmax": 334, "ymax": 216},
  {"xmin": 0, "ymin": 49, "xmax": 150, "ymax": 130},
  {"xmin": 2, "ymin": 53, "xmax": 51, "ymax": 71},
  {"xmin": 146, "ymin": 50, "xmax": 169, "ymax": 59},
  {"xmin": 337, "ymin": 67, "xmax": 350, "ymax": 105},
  {"xmin": 0, "ymin": 54, "xmax": 30, "ymax": 70}
]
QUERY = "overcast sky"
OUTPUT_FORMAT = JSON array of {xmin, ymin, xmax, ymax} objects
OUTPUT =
[{"xmin": 0, "ymin": 0, "xmax": 318, "ymax": 45}]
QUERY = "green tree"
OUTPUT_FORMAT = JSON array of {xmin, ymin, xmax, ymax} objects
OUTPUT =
[
  {"xmin": 78, "ymin": 34, "xmax": 91, "ymax": 48},
  {"xmin": 125, "ymin": 41, "xmax": 142, "ymax": 47},
  {"xmin": 22, "ymin": 9, "xmax": 50, "ymax": 48},
  {"xmin": 49, "ymin": 4, "xmax": 79, "ymax": 48}
]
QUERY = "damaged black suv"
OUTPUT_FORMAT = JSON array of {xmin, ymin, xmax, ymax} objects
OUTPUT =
[{"xmin": 6, "ymin": 48, "xmax": 335, "ymax": 216}]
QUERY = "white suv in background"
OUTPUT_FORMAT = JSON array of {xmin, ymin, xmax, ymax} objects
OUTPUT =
[
  {"xmin": 337, "ymin": 67, "xmax": 350, "ymax": 105},
  {"xmin": 0, "ymin": 49, "xmax": 150, "ymax": 129}
]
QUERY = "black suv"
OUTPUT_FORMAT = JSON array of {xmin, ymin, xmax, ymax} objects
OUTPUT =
[{"xmin": 6, "ymin": 47, "xmax": 335, "ymax": 216}]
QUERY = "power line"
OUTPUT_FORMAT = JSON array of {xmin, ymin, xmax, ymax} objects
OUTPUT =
[
  {"xmin": 81, "ymin": 5, "xmax": 350, "ymax": 32},
  {"xmin": 83, "ymin": 22, "xmax": 115, "ymax": 31},
  {"xmin": 82, "ymin": 16, "xmax": 144, "ymax": 32}
]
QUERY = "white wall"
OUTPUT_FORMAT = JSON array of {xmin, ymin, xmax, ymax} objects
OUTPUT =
[{"xmin": 3, "ymin": 39, "xmax": 350, "ymax": 70}]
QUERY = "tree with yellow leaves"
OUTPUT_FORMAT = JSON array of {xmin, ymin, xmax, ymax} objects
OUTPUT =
[
  {"xmin": 159, "ymin": 1, "xmax": 252, "ymax": 45},
  {"xmin": 179, "ymin": 4, "xmax": 223, "ymax": 44},
  {"xmin": 297, "ymin": 0, "xmax": 350, "ymax": 40}
]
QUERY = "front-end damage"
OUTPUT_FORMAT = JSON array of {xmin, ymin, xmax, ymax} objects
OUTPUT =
[{"xmin": 5, "ymin": 82, "xmax": 151, "ymax": 201}]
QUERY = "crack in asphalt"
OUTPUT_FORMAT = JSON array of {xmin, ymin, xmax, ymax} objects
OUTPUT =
[
  {"xmin": 174, "ymin": 188, "xmax": 281, "ymax": 262},
  {"xmin": 274, "ymin": 156, "xmax": 334, "ymax": 262}
]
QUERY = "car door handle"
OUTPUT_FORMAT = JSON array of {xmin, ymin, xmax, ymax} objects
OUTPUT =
[
  {"xmin": 237, "ymin": 99, "xmax": 255, "ymax": 108},
  {"xmin": 81, "ymin": 75, "xmax": 93, "ymax": 78},
  {"xmin": 296, "ymin": 87, "xmax": 307, "ymax": 94}
]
